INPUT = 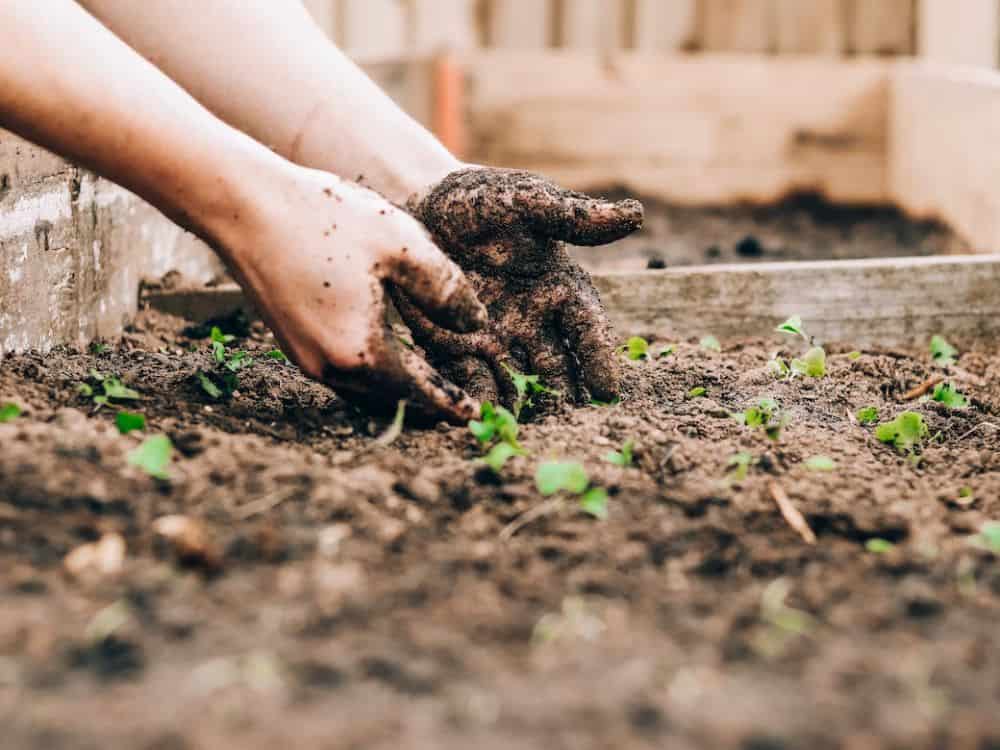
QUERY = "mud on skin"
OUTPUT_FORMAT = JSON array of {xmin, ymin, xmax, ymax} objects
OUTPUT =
[{"xmin": 396, "ymin": 167, "xmax": 644, "ymax": 409}]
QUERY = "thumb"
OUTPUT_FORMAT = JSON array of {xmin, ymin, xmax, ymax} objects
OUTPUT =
[
  {"xmin": 525, "ymin": 187, "xmax": 644, "ymax": 247},
  {"xmin": 382, "ymin": 234, "xmax": 487, "ymax": 333}
]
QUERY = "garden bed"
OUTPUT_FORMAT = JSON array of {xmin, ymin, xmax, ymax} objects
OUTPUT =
[{"xmin": 2, "ymin": 303, "xmax": 1000, "ymax": 749}]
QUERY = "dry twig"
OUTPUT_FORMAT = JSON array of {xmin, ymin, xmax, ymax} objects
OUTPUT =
[
  {"xmin": 768, "ymin": 481, "xmax": 817, "ymax": 545},
  {"xmin": 902, "ymin": 375, "xmax": 944, "ymax": 401}
]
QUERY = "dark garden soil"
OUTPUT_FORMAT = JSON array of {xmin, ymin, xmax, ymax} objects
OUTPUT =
[
  {"xmin": 575, "ymin": 192, "xmax": 969, "ymax": 272},
  {"xmin": 2, "ymin": 299, "xmax": 1000, "ymax": 750}
]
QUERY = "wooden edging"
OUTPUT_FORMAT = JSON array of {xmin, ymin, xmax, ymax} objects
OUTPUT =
[{"xmin": 144, "ymin": 254, "xmax": 1000, "ymax": 347}]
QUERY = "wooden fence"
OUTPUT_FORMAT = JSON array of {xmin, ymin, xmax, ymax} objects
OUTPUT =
[{"xmin": 302, "ymin": 0, "xmax": 1000, "ymax": 67}]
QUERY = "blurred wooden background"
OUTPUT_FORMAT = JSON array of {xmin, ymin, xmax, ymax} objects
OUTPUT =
[{"xmin": 302, "ymin": 0, "xmax": 1000, "ymax": 67}]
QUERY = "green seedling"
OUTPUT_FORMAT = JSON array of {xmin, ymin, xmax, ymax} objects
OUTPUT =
[
  {"xmin": 210, "ymin": 325, "xmax": 235, "ymax": 361},
  {"xmin": 502, "ymin": 364, "xmax": 557, "ymax": 418},
  {"xmin": 128, "ymin": 434, "xmax": 173, "ymax": 480},
  {"xmin": 931, "ymin": 382, "xmax": 967, "ymax": 409},
  {"xmin": 805, "ymin": 455, "xmax": 836, "ymax": 472},
  {"xmin": 733, "ymin": 397, "xmax": 789, "ymax": 441},
  {"xmin": 956, "ymin": 486, "xmax": 975, "ymax": 507},
  {"xmin": 90, "ymin": 342, "xmax": 109, "ymax": 355},
  {"xmin": 374, "ymin": 400, "xmax": 407, "ymax": 448},
  {"xmin": 866, "ymin": 538, "xmax": 895, "ymax": 554},
  {"xmin": 700, "ymin": 335, "xmax": 721, "ymax": 352},
  {"xmin": 775, "ymin": 315, "xmax": 808, "ymax": 341},
  {"xmin": 875, "ymin": 411, "xmax": 929, "ymax": 455},
  {"xmin": 115, "ymin": 411, "xmax": 146, "ymax": 435},
  {"xmin": 727, "ymin": 452, "xmax": 754, "ymax": 482},
  {"xmin": 856, "ymin": 406, "xmax": 879, "ymax": 425},
  {"xmin": 78, "ymin": 370, "xmax": 142, "ymax": 408},
  {"xmin": 657, "ymin": 345, "xmax": 675, "ymax": 359},
  {"xmin": 0, "ymin": 402, "xmax": 21, "ymax": 423},
  {"xmin": 590, "ymin": 397, "xmax": 621, "ymax": 408},
  {"xmin": 621, "ymin": 336, "xmax": 650, "ymax": 361},
  {"xmin": 847, "ymin": 351, "xmax": 862, "ymax": 361},
  {"xmin": 969, "ymin": 521, "xmax": 1000, "ymax": 554},
  {"xmin": 768, "ymin": 356, "xmax": 790, "ymax": 379},
  {"xmin": 604, "ymin": 440, "xmax": 634, "ymax": 468},
  {"xmin": 930, "ymin": 334, "xmax": 958, "ymax": 367},
  {"xmin": 469, "ymin": 402, "xmax": 519, "ymax": 448},
  {"xmin": 199, "ymin": 330, "xmax": 254, "ymax": 400},
  {"xmin": 687, "ymin": 386, "xmax": 707, "ymax": 399},
  {"xmin": 482, "ymin": 442, "xmax": 523, "ymax": 473},
  {"xmin": 791, "ymin": 347, "xmax": 827, "ymax": 378},
  {"xmin": 265, "ymin": 349, "xmax": 288, "ymax": 362},
  {"xmin": 535, "ymin": 461, "xmax": 609, "ymax": 519}
]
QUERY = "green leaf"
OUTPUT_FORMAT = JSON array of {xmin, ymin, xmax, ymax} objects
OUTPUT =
[
  {"xmin": 604, "ymin": 440, "xmax": 634, "ymax": 467},
  {"xmin": 90, "ymin": 342, "xmax": 109, "ymax": 354},
  {"xmin": 535, "ymin": 461, "xmax": 589, "ymax": 496},
  {"xmin": 971, "ymin": 522, "xmax": 1000, "ymax": 554},
  {"xmin": 775, "ymin": 315, "xmax": 807, "ymax": 340},
  {"xmin": 929, "ymin": 334, "xmax": 957, "ymax": 366},
  {"xmin": 224, "ymin": 350, "xmax": 254, "ymax": 373},
  {"xmin": 77, "ymin": 383, "xmax": 94, "ymax": 398},
  {"xmin": 115, "ymin": 411, "xmax": 146, "ymax": 435},
  {"xmin": 482, "ymin": 442, "xmax": 521, "ymax": 473},
  {"xmin": 265, "ymin": 349, "xmax": 288, "ymax": 362},
  {"xmin": 790, "ymin": 346, "xmax": 826, "ymax": 378},
  {"xmin": 212, "ymin": 340, "xmax": 226, "ymax": 363},
  {"xmin": 579, "ymin": 487, "xmax": 609, "ymax": 519},
  {"xmin": 847, "ymin": 351, "xmax": 862, "ymax": 361},
  {"xmin": 210, "ymin": 326, "xmax": 235, "ymax": 345},
  {"xmin": 866, "ymin": 538, "xmax": 895, "ymax": 554},
  {"xmin": 805, "ymin": 455, "xmax": 836, "ymax": 472},
  {"xmin": 768, "ymin": 356, "xmax": 790, "ymax": 379},
  {"xmin": 699, "ymin": 335, "xmax": 721, "ymax": 352},
  {"xmin": 623, "ymin": 337, "xmax": 650, "ymax": 361},
  {"xmin": 657, "ymin": 345, "xmax": 675, "ymax": 359},
  {"xmin": 856, "ymin": 406, "xmax": 879, "ymax": 425},
  {"xmin": 727, "ymin": 452, "xmax": 753, "ymax": 482},
  {"xmin": 89, "ymin": 369, "xmax": 106, "ymax": 382},
  {"xmin": 197, "ymin": 371, "xmax": 223, "ymax": 400},
  {"xmin": 501, "ymin": 364, "xmax": 556, "ymax": 418},
  {"xmin": 875, "ymin": 411, "xmax": 929, "ymax": 454},
  {"xmin": 0, "ymin": 402, "xmax": 22, "ymax": 423},
  {"xmin": 128, "ymin": 435, "xmax": 173, "ymax": 480},
  {"xmin": 956, "ymin": 486, "xmax": 975, "ymax": 507},
  {"xmin": 469, "ymin": 402, "xmax": 519, "ymax": 447},
  {"xmin": 590, "ymin": 397, "xmax": 621, "ymax": 408},
  {"xmin": 102, "ymin": 377, "xmax": 142, "ymax": 401},
  {"xmin": 931, "ymin": 382, "xmax": 967, "ymax": 409},
  {"xmin": 687, "ymin": 386, "xmax": 707, "ymax": 399}
]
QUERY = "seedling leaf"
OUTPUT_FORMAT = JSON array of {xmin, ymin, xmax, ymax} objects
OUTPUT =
[
  {"xmin": 970, "ymin": 521, "xmax": 1000, "ymax": 554},
  {"xmin": 115, "ymin": 411, "xmax": 146, "ymax": 435},
  {"xmin": 502, "ymin": 364, "xmax": 556, "ymax": 418},
  {"xmin": 469, "ymin": 402, "xmax": 519, "ymax": 447},
  {"xmin": 604, "ymin": 440, "xmax": 634, "ymax": 467},
  {"xmin": 101, "ymin": 377, "xmax": 141, "ymax": 401},
  {"xmin": 265, "ymin": 349, "xmax": 288, "ymax": 362},
  {"xmin": 700, "ymin": 335, "xmax": 721, "ymax": 352},
  {"xmin": 482, "ymin": 442, "xmax": 522, "ymax": 473},
  {"xmin": 805, "ymin": 455, "xmax": 835, "ymax": 472},
  {"xmin": 856, "ymin": 406, "xmax": 879, "ymax": 425},
  {"xmin": 687, "ymin": 386, "xmax": 707, "ymax": 399},
  {"xmin": 622, "ymin": 337, "xmax": 650, "ymax": 361},
  {"xmin": 210, "ymin": 326, "xmax": 235, "ymax": 345},
  {"xmin": 930, "ymin": 335, "xmax": 957, "ymax": 367},
  {"xmin": 931, "ymin": 382, "xmax": 967, "ymax": 409},
  {"xmin": 374, "ymin": 400, "xmax": 407, "ymax": 447},
  {"xmin": 847, "ymin": 351, "xmax": 862, "ymax": 361},
  {"xmin": 768, "ymin": 356, "xmax": 790, "ymax": 379},
  {"xmin": 535, "ymin": 461, "xmax": 589, "ymax": 496},
  {"xmin": 197, "ymin": 371, "xmax": 223, "ymax": 400},
  {"xmin": 657, "ymin": 345, "xmax": 675, "ymax": 359},
  {"xmin": 0, "ymin": 402, "xmax": 21, "ymax": 423},
  {"xmin": 727, "ymin": 452, "xmax": 754, "ymax": 482},
  {"xmin": 579, "ymin": 487, "xmax": 609, "ymax": 519},
  {"xmin": 775, "ymin": 315, "xmax": 807, "ymax": 341},
  {"xmin": 128, "ymin": 435, "xmax": 173, "ymax": 480},
  {"xmin": 790, "ymin": 346, "xmax": 826, "ymax": 378},
  {"xmin": 866, "ymin": 538, "xmax": 895, "ymax": 554},
  {"xmin": 875, "ymin": 411, "xmax": 929, "ymax": 454}
]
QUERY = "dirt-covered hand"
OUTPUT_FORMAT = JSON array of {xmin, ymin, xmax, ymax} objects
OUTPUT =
[
  {"xmin": 218, "ymin": 165, "xmax": 487, "ymax": 424},
  {"xmin": 393, "ymin": 167, "xmax": 643, "ymax": 408}
]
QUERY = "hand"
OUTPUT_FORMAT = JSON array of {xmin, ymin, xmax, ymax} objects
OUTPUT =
[
  {"xmin": 393, "ymin": 167, "xmax": 643, "ymax": 408},
  {"xmin": 217, "ymin": 164, "xmax": 487, "ymax": 423}
]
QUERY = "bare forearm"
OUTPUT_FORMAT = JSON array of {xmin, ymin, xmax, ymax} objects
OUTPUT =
[{"xmin": 78, "ymin": 0, "xmax": 461, "ymax": 203}]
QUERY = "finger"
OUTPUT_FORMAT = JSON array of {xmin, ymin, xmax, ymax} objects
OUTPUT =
[
  {"xmin": 557, "ymin": 270, "xmax": 622, "ymax": 402},
  {"xmin": 442, "ymin": 356, "xmax": 500, "ymax": 405},
  {"xmin": 520, "ymin": 185, "xmax": 644, "ymax": 247},
  {"xmin": 526, "ymin": 337, "xmax": 575, "ymax": 401},
  {"xmin": 383, "ymin": 233, "xmax": 487, "ymax": 334}
]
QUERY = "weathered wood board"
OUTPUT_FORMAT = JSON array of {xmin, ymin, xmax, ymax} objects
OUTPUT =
[
  {"xmin": 461, "ymin": 52, "xmax": 892, "ymax": 205},
  {"xmin": 145, "ymin": 254, "xmax": 1000, "ymax": 348}
]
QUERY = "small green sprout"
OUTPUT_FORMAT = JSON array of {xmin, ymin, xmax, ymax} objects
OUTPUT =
[
  {"xmin": 760, "ymin": 578, "xmax": 815, "ymax": 635},
  {"xmin": 482, "ymin": 442, "xmax": 523, "ymax": 473},
  {"xmin": 502, "ymin": 364, "xmax": 557, "ymax": 418},
  {"xmin": 621, "ymin": 336, "xmax": 650, "ymax": 361},
  {"xmin": 969, "ymin": 521, "xmax": 1000, "ymax": 554},
  {"xmin": 604, "ymin": 440, "xmax": 634, "ymax": 467},
  {"xmin": 804, "ymin": 455, "xmax": 835, "ymax": 472},
  {"xmin": 930, "ymin": 335, "xmax": 957, "ymax": 367},
  {"xmin": 78, "ymin": 370, "xmax": 142, "ymax": 408},
  {"xmin": 847, "ymin": 351, "xmax": 862, "ymax": 361},
  {"xmin": 687, "ymin": 386, "xmax": 707, "ymax": 399},
  {"xmin": 727, "ymin": 452, "xmax": 754, "ymax": 482},
  {"xmin": 866, "ymin": 538, "xmax": 895, "ymax": 554},
  {"xmin": 198, "ymin": 331, "xmax": 253, "ymax": 400},
  {"xmin": 875, "ymin": 411, "xmax": 929, "ymax": 455},
  {"xmin": 657, "ymin": 345, "xmax": 675, "ymax": 359},
  {"xmin": 115, "ymin": 411, "xmax": 146, "ymax": 435},
  {"xmin": 590, "ymin": 397, "xmax": 621, "ymax": 408},
  {"xmin": 0, "ymin": 402, "xmax": 22, "ymax": 423},
  {"xmin": 956, "ymin": 487, "xmax": 975, "ymax": 507},
  {"xmin": 700, "ymin": 335, "xmax": 721, "ymax": 352},
  {"xmin": 196, "ymin": 372, "xmax": 223, "ymax": 400},
  {"xmin": 535, "ymin": 461, "xmax": 608, "ymax": 519},
  {"xmin": 210, "ymin": 325, "xmax": 235, "ymax": 361},
  {"xmin": 128, "ymin": 434, "xmax": 173, "ymax": 480},
  {"xmin": 374, "ymin": 400, "xmax": 407, "ymax": 447},
  {"xmin": 469, "ymin": 402, "xmax": 519, "ymax": 448},
  {"xmin": 856, "ymin": 406, "xmax": 879, "ymax": 425},
  {"xmin": 265, "ymin": 349, "xmax": 288, "ymax": 362},
  {"xmin": 90, "ymin": 342, "xmax": 109, "ymax": 355},
  {"xmin": 733, "ymin": 397, "xmax": 789, "ymax": 441},
  {"xmin": 768, "ymin": 356, "xmax": 790, "ymax": 379},
  {"xmin": 791, "ymin": 347, "xmax": 827, "ymax": 378},
  {"xmin": 775, "ymin": 315, "xmax": 808, "ymax": 341},
  {"xmin": 931, "ymin": 382, "xmax": 967, "ymax": 409}
]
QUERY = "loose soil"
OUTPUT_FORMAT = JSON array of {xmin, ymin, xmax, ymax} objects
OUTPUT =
[
  {"xmin": 574, "ymin": 193, "xmax": 969, "ymax": 273},
  {"xmin": 2, "ymin": 304, "xmax": 1000, "ymax": 750}
]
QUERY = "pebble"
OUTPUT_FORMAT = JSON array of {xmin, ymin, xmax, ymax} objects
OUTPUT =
[{"xmin": 63, "ymin": 533, "xmax": 126, "ymax": 581}]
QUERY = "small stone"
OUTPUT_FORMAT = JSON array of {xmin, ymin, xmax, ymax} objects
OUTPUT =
[
  {"xmin": 64, "ymin": 533, "xmax": 126, "ymax": 581},
  {"xmin": 152, "ymin": 515, "xmax": 222, "ymax": 573}
]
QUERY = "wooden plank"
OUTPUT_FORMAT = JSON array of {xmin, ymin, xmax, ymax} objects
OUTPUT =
[
  {"xmin": 487, "ymin": 0, "xmax": 552, "ymax": 49},
  {"xmin": 632, "ymin": 0, "xmax": 697, "ymax": 52},
  {"xmin": 144, "ymin": 255, "xmax": 1000, "ymax": 347},
  {"xmin": 557, "ymin": 0, "xmax": 627, "ymax": 50},
  {"xmin": 461, "ymin": 52, "xmax": 892, "ymax": 205},
  {"xmin": 409, "ymin": 0, "xmax": 478, "ymax": 53},
  {"xmin": 890, "ymin": 62, "xmax": 1000, "ymax": 254},
  {"xmin": 774, "ymin": 0, "xmax": 846, "ymax": 55},
  {"xmin": 699, "ymin": 0, "xmax": 775, "ymax": 53},
  {"xmin": 917, "ymin": 0, "xmax": 999, "ymax": 68},
  {"xmin": 340, "ymin": 0, "xmax": 407, "ymax": 60},
  {"xmin": 846, "ymin": 0, "xmax": 914, "ymax": 56}
]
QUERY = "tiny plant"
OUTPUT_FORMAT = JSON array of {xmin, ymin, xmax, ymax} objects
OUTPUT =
[
  {"xmin": 604, "ymin": 440, "xmax": 634, "ymax": 468},
  {"xmin": 470, "ymin": 402, "xmax": 524, "ymax": 473},
  {"xmin": 931, "ymin": 382, "xmax": 967, "ymax": 409},
  {"xmin": 198, "ymin": 327, "xmax": 254, "ymax": 399},
  {"xmin": 265, "ymin": 349, "xmax": 288, "ymax": 362},
  {"xmin": 930, "ymin": 335, "xmax": 958, "ymax": 367},
  {"xmin": 956, "ymin": 486, "xmax": 975, "ymax": 507},
  {"xmin": 700, "ymin": 335, "xmax": 721, "ymax": 353},
  {"xmin": 875, "ymin": 411, "xmax": 929, "ymax": 455},
  {"xmin": 775, "ymin": 315, "xmax": 808, "ymax": 341},
  {"xmin": 621, "ymin": 336, "xmax": 650, "ymax": 361},
  {"xmin": 969, "ymin": 521, "xmax": 1000, "ymax": 554},
  {"xmin": 128, "ymin": 434, "xmax": 173, "ymax": 480},
  {"xmin": 483, "ymin": 442, "xmax": 522, "ymax": 473},
  {"xmin": 502, "ymin": 364, "xmax": 557, "ymax": 418},
  {"xmin": 804, "ymin": 455, "xmax": 836, "ymax": 472},
  {"xmin": 78, "ymin": 369, "xmax": 142, "ymax": 409},
  {"xmin": 115, "ymin": 411, "xmax": 146, "ymax": 435},
  {"xmin": 535, "ymin": 461, "xmax": 609, "ymax": 519},
  {"xmin": 847, "ymin": 351, "xmax": 862, "ymax": 361},
  {"xmin": 590, "ymin": 397, "xmax": 621, "ymax": 408},
  {"xmin": 856, "ymin": 406, "xmax": 879, "ymax": 425},
  {"xmin": 768, "ymin": 356, "xmax": 790, "ymax": 379},
  {"xmin": 866, "ymin": 538, "xmax": 895, "ymax": 554},
  {"xmin": 727, "ymin": 452, "xmax": 754, "ymax": 482},
  {"xmin": 776, "ymin": 315, "xmax": 826, "ymax": 378},
  {"xmin": 733, "ymin": 397, "xmax": 789, "ymax": 441},
  {"xmin": 657, "ymin": 345, "xmax": 675, "ymax": 359},
  {"xmin": 0, "ymin": 402, "xmax": 21, "ymax": 423},
  {"xmin": 687, "ymin": 386, "xmax": 707, "ymax": 399}
]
